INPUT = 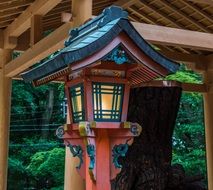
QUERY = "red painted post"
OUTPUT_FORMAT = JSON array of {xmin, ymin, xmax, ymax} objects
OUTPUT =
[
  {"xmin": 96, "ymin": 129, "xmax": 111, "ymax": 190},
  {"xmin": 86, "ymin": 154, "xmax": 96, "ymax": 190}
]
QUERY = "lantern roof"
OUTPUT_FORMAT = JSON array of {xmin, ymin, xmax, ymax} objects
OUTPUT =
[{"xmin": 21, "ymin": 6, "xmax": 179, "ymax": 85}]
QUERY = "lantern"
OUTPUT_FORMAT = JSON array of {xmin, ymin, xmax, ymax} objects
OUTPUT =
[{"xmin": 21, "ymin": 6, "xmax": 179, "ymax": 190}]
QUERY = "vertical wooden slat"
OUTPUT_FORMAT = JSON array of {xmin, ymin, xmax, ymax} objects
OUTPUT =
[
  {"xmin": 121, "ymin": 82, "xmax": 130, "ymax": 122},
  {"xmin": 72, "ymin": 0, "xmax": 92, "ymax": 27},
  {"xmin": 84, "ymin": 80, "xmax": 94, "ymax": 121},
  {"xmin": 203, "ymin": 64, "xmax": 213, "ymax": 190},
  {"xmin": 0, "ymin": 49, "xmax": 12, "ymax": 190},
  {"xmin": 30, "ymin": 15, "xmax": 43, "ymax": 46}
]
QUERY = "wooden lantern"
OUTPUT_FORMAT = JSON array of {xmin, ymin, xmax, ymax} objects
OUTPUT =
[{"xmin": 21, "ymin": 6, "xmax": 179, "ymax": 190}]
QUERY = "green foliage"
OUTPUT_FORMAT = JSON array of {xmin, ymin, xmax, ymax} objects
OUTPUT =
[
  {"xmin": 165, "ymin": 64, "xmax": 202, "ymax": 83},
  {"xmin": 8, "ymin": 80, "xmax": 66, "ymax": 189},
  {"xmin": 11, "ymin": 80, "xmax": 65, "ymax": 126},
  {"xmin": 166, "ymin": 65, "xmax": 207, "ymax": 182},
  {"xmin": 27, "ymin": 148, "xmax": 65, "ymax": 188},
  {"xmin": 7, "ymin": 158, "xmax": 26, "ymax": 189}
]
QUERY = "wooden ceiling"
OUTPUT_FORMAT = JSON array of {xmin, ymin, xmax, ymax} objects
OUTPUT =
[{"xmin": 0, "ymin": 0, "xmax": 213, "ymax": 55}]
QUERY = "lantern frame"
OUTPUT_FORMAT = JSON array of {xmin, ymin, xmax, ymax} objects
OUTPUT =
[{"xmin": 65, "ymin": 64, "xmax": 131, "ymax": 124}]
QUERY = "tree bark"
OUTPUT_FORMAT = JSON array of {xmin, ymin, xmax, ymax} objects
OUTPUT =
[{"xmin": 113, "ymin": 86, "xmax": 205, "ymax": 190}]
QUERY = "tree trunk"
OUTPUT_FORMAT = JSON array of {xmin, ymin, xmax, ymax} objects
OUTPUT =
[
  {"xmin": 41, "ymin": 88, "xmax": 54, "ymax": 139},
  {"xmin": 113, "ymin": 86, "xmax": 183, "ymax": 190}
]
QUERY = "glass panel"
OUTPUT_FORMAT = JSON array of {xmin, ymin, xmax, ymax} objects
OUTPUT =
[
  {"xmin": 102, "ymin": 94, "xmax": 113, "ymax": 110},
  {"xmin": 70, "ymin": 84, "xmax": 85, "ymax": 123},
  {"xmin": 92, "ymin": 82, "xmax": 124, "ymax": 122},
  {"xmin": 71, "ymin": 95, "xmax": 82, "ymax": 112}
]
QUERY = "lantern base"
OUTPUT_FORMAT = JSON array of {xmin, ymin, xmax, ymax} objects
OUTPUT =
[{"xmin": 56, "ymin": 121, "xmax": 142, "ymax": 190}]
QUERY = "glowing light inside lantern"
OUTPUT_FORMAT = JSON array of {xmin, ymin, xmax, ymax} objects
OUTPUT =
[{"xmin": 92, "ymin": 83, "xmax": 124, "ymax": 121}]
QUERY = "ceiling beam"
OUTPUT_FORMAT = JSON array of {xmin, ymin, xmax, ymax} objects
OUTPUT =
[
  {"xmin": 136, "ymin": 80, "xmax": 208, "ymax": 93},
  {"xmin": 0, "ymin": 30, "xmax": 3, "ymax": 49},
  {"xmin": 159, "ymin": 50, "xmax": 206, "ymax": 64},
  {"xmin": 180, "ymin": 0, "xmax": 213, "ymax": 23},
  {"xmin": 0, "ymin": 0, "xmax": 17, "ymax": 4},
  {"xmin": 5, "ymin": 22, "xmax": 73, "ymax": 77},
  {"xmin": 138, "ymin": 0, "xmax": 183, "ymax": 28},
  {"xmin": 181, "ymin": 82, "xmax": 208, "ymax": 93},
  {"xmin": 0, "ymin": 7, "xmax": 26, "ymax": 18},
  {"xmin": 160, "ymin": 0, "xmax": 211, "ymax": 33},
  {"xmin": 187, "ymin": 0, "xmax": 213, "ymax": 5},
  {"xmin": 114, "ymin": 0, "xmax": 138, "ymax": 8},
  {"xmin": 128, "ymin": 6, "xmax": 156, "ymax": 24},
  {"xmin": 0, "ymin": 0, "xmax": 33, "ymax": 12},
  {"xmin": 3, "ymin": 0, "xmax": 62, "ymax": 49},
  {"xmin": 132, "ymin": 22, "xmax": 213, "ymax": 51}
]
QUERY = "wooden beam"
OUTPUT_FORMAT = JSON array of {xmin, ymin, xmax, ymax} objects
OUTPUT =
[
  {"xmin": 30, "ymin": 15, "xmax": 43, "ymax": 46},
  {"xmin": 128, "ymin": 6, "xmax": 156, "ymax": 24},
  {"xmin": 0, "ymin": 14, "xmax": 20, "ymax": 23},
  {"xmin": 114, "ymin": 0, "xmax": 138, "ymax": 8},
  {"xmin": 206, "ymin": 54, "xmax": 213, "ymax": 71},
  {"xmin": 0, "ymin": 0, "xmax": 33, "ymax": 12},
  {"xmin": 0, "ymin": 21, "xmax": 14, "ymax": 29},
  {"xmin": 0, "ymin": 49, "xmax": 12, "ymax": 190},
  {"xmin": 0, "ymin": 30, "xmax": 3, "ymax": 49},
  {"xmin": 132, "ymin": 22, "xmax": 213, "ymax": 51},
  {"xmin": 15, "ymin": 30, "xmax": 30, "ymax": 51},
  {"xmin": 136, "ymin": 80, "xmax": 207, "ymax": 93},
  {"xmin": 187, "ymin": 0, "xmax": 213, "ymax": 5},
  {"xmin": 203, "ymin": 61, "xmax": 213, "ymax": 189},
  {"xmin": 5, "ymin": 22, "xmax": 73, "ymax": 77},
  {"xmin": 181, "ymin": 82, "xmax": 207, "ymax": 93},
  {"xmin": 159, "ymin": 50, "xmax": 206, "ymax": 64},
  {"xmin": 72, "ymin": 0, "xmax": 93, "ymax": 27},
  {"xmin": 0, "ymin": 0, "xmax": 18, "ymax": 4},
  {"xmin": 0, "ymin": 7, "xmax": 26, "ymax": 18},
  {"xmin": 3, "ymin": 0, "xmax": 62, "ymax": 49},
  {"xmin": 180, "ymin": 0, "xmax": 213, "ymax": 23},
  {"xmin": 138, "ymin": 0, "xmax": 183, "ymax": 28}
]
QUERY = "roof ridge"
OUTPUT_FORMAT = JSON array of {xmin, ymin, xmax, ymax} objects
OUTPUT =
[{"xmin": 64, "ymin": 6, "xmax": 128, "ymax": 47}]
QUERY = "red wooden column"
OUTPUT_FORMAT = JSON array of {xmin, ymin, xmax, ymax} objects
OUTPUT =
[
  {"xmin": 96, "ymin": 129, "xmax": 111, "ymax": 190},
  {"xmin": 84, "ymin": 79, "xmax": 97, "ymax": 190}
]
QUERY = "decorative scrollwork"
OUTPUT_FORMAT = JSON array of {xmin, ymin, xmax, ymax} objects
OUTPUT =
[
  {"xmin": 130, "ymin": 123, "xmax": 142, "ymax": 136},
  {"xmin": 87, "ymin": 144, "xmax": 95, "ymax": 170},
  {"xmin": 104, "ymin": 47, "xmax": 132, "ymax": 65},
  {"xmin": 56, "ymin": 126, "xmax": 64, "ymax": 139},
  {"xmin": 67, "ymin": 144, "xmax": 83, "ymax": 170},
  {"xmin": 112, "ymin": 144, "xmax": 129, "ymax": 169}
]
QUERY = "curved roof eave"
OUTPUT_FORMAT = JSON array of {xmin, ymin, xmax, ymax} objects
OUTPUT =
[{"xmin": 21, "ymin": 18, "xmax": 179, "ymax": 82}]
